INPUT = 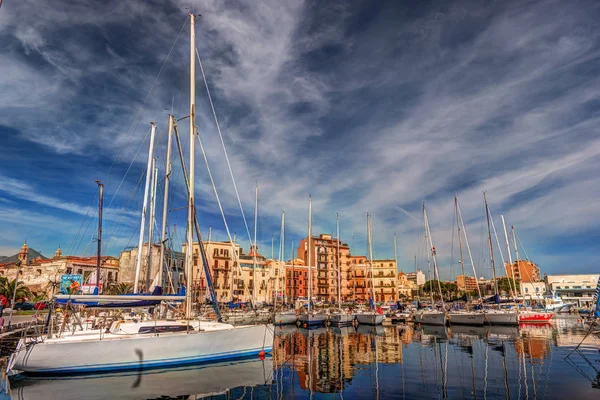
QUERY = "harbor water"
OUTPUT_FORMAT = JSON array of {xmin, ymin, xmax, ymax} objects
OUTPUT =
[{"xmin": 2, "ymin": 317, "xmax": 599, "ymax": 399}]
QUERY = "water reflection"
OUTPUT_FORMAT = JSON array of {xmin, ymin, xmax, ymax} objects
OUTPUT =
[{"xmin": 3, "ymin": 319, "xmax": 599, "ymax": 399}]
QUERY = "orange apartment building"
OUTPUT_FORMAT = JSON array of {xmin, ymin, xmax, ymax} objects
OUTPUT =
[
  {"xmin": 456, "ymin": 275, "xmax": 479, "ymax": 293},
  {"xmin": 505, "ymin": 260, "xmax": 541, "ymax": 283},
  {"xmin": 286, "ymin": 259, "xmax": 309, "ymax": 300},
  {"xmin": 297, "ymin": 234, "xmax": 351, "ymax": 303}
]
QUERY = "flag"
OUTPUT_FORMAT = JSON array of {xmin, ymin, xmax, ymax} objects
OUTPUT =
[{"xmin": 431, "ymin": 246, "xmax": 436, "ymax": 256}]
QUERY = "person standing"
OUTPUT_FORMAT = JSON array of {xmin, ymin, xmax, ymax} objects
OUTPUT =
[{"xmin": 0, "ymin": 294, "xmax": 7, "ymax": 317}]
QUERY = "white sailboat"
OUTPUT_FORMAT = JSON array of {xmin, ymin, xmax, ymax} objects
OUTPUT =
[
  {"xmin": 483, "ymin": 194, "xmax": 519, "ymax": 325},
  {"xmin": 7, "ymin": 14, "xmax": 274, "ymax": 376},
  {"xmin": 330, "ymin": 213, "xmax": 354, "ymax": 327},
  {"xmin": 356, "ymin": 213, "xmax": 384, "ymax": 326},
  {"xmin": 447, "ymin": 197, "xmax": 485, "ymax": 326},
  {"xmin": 414, "ymin": 204, "xmax": 447, "ymax": 326},
  {"xmin": 298, "ymin": 195, "xmax": 327, "ymax": 327}
]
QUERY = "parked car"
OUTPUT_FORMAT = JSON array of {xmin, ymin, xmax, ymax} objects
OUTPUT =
[
  {"xmin": 34, "ymin": 301, "xmax": 48, "ymax": 310},
  {"xmin": 14, "ymin": 302, "xmax": 35, "ymax": 311}
]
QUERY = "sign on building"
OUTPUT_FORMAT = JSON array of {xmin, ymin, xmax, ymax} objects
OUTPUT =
[
  {"xmin": 60, "ymin": 274, "xmax": 83, "ymax": 294},
  {"xmin": 82, "ymin": 283, "xmax": 103, "ymax": 294}
]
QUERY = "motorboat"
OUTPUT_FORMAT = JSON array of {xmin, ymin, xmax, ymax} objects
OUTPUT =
[
  {"xmin": 413, "ymin": 310, "xmax": 447, "ymax": 326},
  {"xmin": 8, "ymin": 320, "xmax": 273, "ymax": 375},
  {"xmin": 518, "ymin": 311, "xmax": 554, "ymax": 323}
]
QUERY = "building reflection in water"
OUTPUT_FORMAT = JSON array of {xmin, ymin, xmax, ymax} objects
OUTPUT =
[{"xmin": 274, "ymin": 319, "xmax": 599, "ymax": 399}]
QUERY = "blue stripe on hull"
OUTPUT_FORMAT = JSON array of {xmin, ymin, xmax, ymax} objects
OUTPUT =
[{"xmin": 19, "ymin": 347, "xmax": 273, "ymax": 376}]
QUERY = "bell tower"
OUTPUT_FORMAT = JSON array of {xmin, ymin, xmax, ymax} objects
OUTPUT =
[{"xmin": 18, "ymin": 241, "xmax": 29, "ymax": 266}]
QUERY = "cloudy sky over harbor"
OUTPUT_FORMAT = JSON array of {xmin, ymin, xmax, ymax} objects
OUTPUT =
[{"xmin": 0, "ymin": 0, "xmax": 599, "ymax": 278}]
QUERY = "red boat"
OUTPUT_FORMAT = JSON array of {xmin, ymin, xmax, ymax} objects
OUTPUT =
[{"xmin": 518, "ymin": 311, "xmax": 554, "ymax": 323}]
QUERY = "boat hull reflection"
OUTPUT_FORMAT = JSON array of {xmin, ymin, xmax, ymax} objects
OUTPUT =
[{"xmin": 9, "ymin": 357, "xmax": 273, "ymax": 400}]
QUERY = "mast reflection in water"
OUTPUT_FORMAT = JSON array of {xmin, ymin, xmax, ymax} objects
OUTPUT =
[{"xmin": 4, "ymin": 319, "xmax": 600, "ymax": 399}]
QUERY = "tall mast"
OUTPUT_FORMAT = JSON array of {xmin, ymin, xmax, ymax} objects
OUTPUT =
[
  {"xmin": 425, "ymin": 207, "xmax": 433, "ymax": 305},
  {"xmin": 511, "ymin": 226, "xmax": 522, "ymax": 288},
  {"xmin": 307, "ymin": 195, "xmax": 312, "ymax": 312},
  {"xmin": 484, "ymin": 192, "xmax": 499, "ymax": 295},
  {"xmin": 158, "ymin": 115, "xmax": 175, "ymax": 291},
  {"xmin": 291, "ymin": 240, "xmax": 295, "ymax": 304},
  {"xmin": 367, "ymin": 213, "xmax": 376, "ymax": 309},
  {"xmin": 423, "ymin": 204, "xmax": 445, "ymax": 309},
  {"xmin": 252, "ymin": 182, "xmax": 258, "ymax": 305},
  {"xmin": 456, "ymin": 197, "xmax": 483, "ymax": 304},
  {"xmin": 336, "ymin": 213, "xmax": 341, "ymax": 310},
  {"xmin": 95, "ymin": 180, "xmax": 103, "ymax": 292},
  {"xmin": 393, "ymin": 233, "xmax": 398, "ymax": 268},
  {"xmin": 146, "ymin": 159, "xmax": 158, "ymax": 291},
  {"xmin": 501, "ymin": 216, "xmax": 518, "ymax": 300},
  {"xmin": 277, "ymin": 210, "xmax": 285, "ymax": 309},
  {"xmin": 184, "ymin": 13, "xmax": 196, "ymax": 319},
  {"xmin": 455, "ymin": 196, "xmax": 466, "ymax": 293},
  {"xmin": 134, "ymin": 122, "xmax": 156, "ymax": 293}
]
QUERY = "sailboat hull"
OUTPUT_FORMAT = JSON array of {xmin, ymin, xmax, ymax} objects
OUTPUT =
[
  {"xmin": 298, "ymin": 314, "xmax": 327, "ymax": 327},
  {"xmin": 485, "ymin": 310, "xmax": 519, "ymax": 325},
  {"xmin": 329, "ymin": 313, "xmax": 354, "ymax": 326},
  {"xmin": 414, "ymin": 311, "xmax": 447, "ymax": 326},
  {"xmin": 8, "ymin": 357, "xmax": 273, "ymax": 400},
  {"xmin": 356, "ymin": 313, "xmax": 384, "ymax": 325},
  {"xmin": 8, "ymin": 324, "xmax": 273, "ymax": 375},
  {"xmin": 448, "ymin": 312, "xmax": 485, "ymax": 326},
  {"xmin": 274, "ymin": 311, "xmax": 297, "ymax": 325},
  {"xmin": 518, "ymin": 312, "xmax": 554, "ymax": 323}
]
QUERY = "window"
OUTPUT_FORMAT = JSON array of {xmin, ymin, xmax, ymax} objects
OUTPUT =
[
  {"xmin": 525, "ymin": 288, "xmax": 529, "ymax": 293},
  {"xmin": 36, "ymin": 269, "xmax": 42, "ymax": 276}
]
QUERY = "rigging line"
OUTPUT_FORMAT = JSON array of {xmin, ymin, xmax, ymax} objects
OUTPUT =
[
  {"xmin": 66, "ymin": 193, "xmax": 97, "ymax": 256},
  {"xmin": 196, "ymin": 48, "xmax": 253, "ymax": 245},
  {"xmin": 514, "ymin": 229, "xmax": 530, "ymax": 261},
  {"xmin": 196, "ymin": 133, "xmax": 242, "ymax": 275},
  {"xmin": 102, "ymin": 166, "xmax": 146, "ymax": 254},
  {"xmin": 103, "ymin": 16, "xmax": 189, "ymax": 181},
  {"xmin": 106, "ymin": 126, "xmax": 150, "ymax": 210}
]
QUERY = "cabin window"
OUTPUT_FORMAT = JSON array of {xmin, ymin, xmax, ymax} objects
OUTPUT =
[{"xmin": 138, "ymin": 325, "xmax": 194, "ymax": 334}]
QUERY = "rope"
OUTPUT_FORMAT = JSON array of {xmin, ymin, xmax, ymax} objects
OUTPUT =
[
  {"xmin": 196, "ymin": 133, "xmax": 242, "ymax": 277},
  {"xmin": 196, "ymin": 48, "xmax": 253, "ymax": 246}
]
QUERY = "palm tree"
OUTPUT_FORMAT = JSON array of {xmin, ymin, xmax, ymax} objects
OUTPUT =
[
  {"xmin": 109, "ymin": 282, "xmax": 133, "ymax": 295},
  {"xmin": 0, "ymin": 279, "xmax": 32, "ymax": 304}
]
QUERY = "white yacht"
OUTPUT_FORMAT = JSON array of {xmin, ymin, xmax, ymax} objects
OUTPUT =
[
  {"xmin": 8, "ymin": 320, "xmax": 273, "ymax": 375},
  {"xmin": 414, "ymin": 310, "xmax": 447, "ymax": 326}
]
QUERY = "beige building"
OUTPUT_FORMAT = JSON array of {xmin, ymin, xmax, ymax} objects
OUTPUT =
[
  {"xmin": 0, "ymin": 243, "xmax": 120, "ymax": 295},
  {"xmin": 545, "ymin": 274, "xmax": 599, "ymax": 307},
  {"xmin": 371, "ymin": 259, "xmax": 398, "ymax": 303},
  {"xmin": 397, "ymin": 271, "xmax": 416, "ymax": 300},
  {"xmin": 406, "ymin": 270, "xmax": 426, "ymax": 287},
  {"xmin": 119, "ymin": 243, "xmax": 184, "ymax": 292}
]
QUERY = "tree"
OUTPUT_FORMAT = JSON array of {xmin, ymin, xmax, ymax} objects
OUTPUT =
[
  {"xmin": 498, "ymin": 277, "xmax": 520, "ymax": 294},
  {"xmin": 109, "ymin": 282, "xmax": 133, "ymax": 295},
  {"xmin": 423, "ymin": 280, "xmax": 458, "ymax": 300},
  {"xmin": 0, "ymin": 279, "xmax": 32, "ymax": 303}
]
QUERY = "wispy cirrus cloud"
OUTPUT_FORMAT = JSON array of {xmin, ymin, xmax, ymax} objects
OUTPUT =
[{"xmin": 0, "ymin": 0, "xmax": 599, "ymax": 276}]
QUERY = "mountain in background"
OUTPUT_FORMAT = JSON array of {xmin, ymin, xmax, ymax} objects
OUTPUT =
[{"xmin": 0, "ymin": 248, "xmax": 48, "ymax": 264}]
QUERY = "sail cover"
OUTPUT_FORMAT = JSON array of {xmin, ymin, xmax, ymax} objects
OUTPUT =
[{"xmin": 594, "ymin": 274, "xmax": 600, "ymax": 318}]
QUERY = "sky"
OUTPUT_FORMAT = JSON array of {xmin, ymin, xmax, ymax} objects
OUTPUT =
[{"xmin": 0, "ymin": 0, "xmax": 599, "ymax": 279}]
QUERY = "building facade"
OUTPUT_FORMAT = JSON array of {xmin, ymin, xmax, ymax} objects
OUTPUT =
[
  {"xmin": 545, "ymin": 274, "xmax": 600, "ymax": 307},
  {"xmin": 0, "ymin": 243, "xmax": 120, "ymax": 295},
  {"xmin": 505, "ymin": 260, "xmax": 541, "ymax": 283},
  {"xmin": 406, "ymin": 270, "xmax": 426, "ymax": 287},
  {"xmin": 371, "ymin": 259, "xmax": 398, "ymax": 302},
  {"xmin": 296, "ymin": 234, "xmax": 351, "ymax": 303},
  {"xmin": 456, "ymin": 275, "xmax": 479, "ymax": 293},
  {"xmin": 397, "ymin": 271, "xmax": 416, "ymax": 300}
]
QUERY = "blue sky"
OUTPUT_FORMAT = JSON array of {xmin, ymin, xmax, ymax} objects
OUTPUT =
[{"xmin": 0, "ymin": 0, "xmax": 599, "ymax": 279}]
